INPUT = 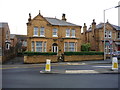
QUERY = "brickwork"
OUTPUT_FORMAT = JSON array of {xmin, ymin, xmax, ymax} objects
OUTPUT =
[
  {"xmin": 82, "ymin": 20, "xmax": 120, "ymax": 53},
  {"xmin": 64, "ymin": 55, "xmax": 104, "ymax": 62},
  {"xmin": 24, "ymin": 55, "xmax": 58, "ymax": 63}
]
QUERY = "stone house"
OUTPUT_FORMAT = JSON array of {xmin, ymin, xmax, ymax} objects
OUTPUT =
[
  {"xmin": 26, "ymin": 12, "xmax": 82, "ymax": 58},
  {"xmin": 82, "ymin": 20, "xmax": 120, "ymax": 54}
]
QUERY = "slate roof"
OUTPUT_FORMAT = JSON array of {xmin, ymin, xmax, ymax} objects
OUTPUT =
[
  {"xmin": 87, "ymin": 23, "xmax": 120, "ymax": 32},
  {"xmin": 45, "ymin": 17, "xmax": 80, "ymax": 26},
  {"xmin": 15, "ymin": 35, "xmax": 27, "ymax": 40}
]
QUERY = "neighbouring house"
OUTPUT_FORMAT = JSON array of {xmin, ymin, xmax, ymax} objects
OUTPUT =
[
  {"xmin": 15, "ymin": 34, "xmax": 27, "ymax": 53},
  {"xmin": 10, "ymin": 34, "xmax": 27, "ymax": 54},
  {"xmin": 26, "ymin": 12, "xmax": 82, "ymax": 61},
  {"xmin": 82, "ymin": 20, "xmax": 120, "ymax": 55},
  {"xmin": 0, "ymin": 22, "xmax": 11, "ymax": 63}
]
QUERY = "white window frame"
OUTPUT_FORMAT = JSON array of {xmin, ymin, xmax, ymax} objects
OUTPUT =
[
  {"xmin": 53, "ymin": 28, "xmax": 58, "ymax": 37},
  {"xmin": 33, "ymin": 27, "xmax": 38, "ymax": 36},
  {"xmin": 31, "ymin": 41, "xmax": 34, "ymax": 52},
  {"xmin": 52, "ymin": 46, "xmax": 58, "ymax": 52},
  {"xmin": 66, "ymin": 29, "xmax": 70, "ymax": 37},
  {"xmin": 6, "ymin": 43, "xmax": 10, "ymax": 50},
  {"xmin": 43, "ymin": 42, "xmax": 47, "ymax": 52},
  {"xmin": 69, "ymin": 42, "xmax": 75, "ymax": 52},
  {"xmin": 64, "ymin": 42, "xmax": 68, "ymax": 52},
  {"xmin": 40, "ymin": 27, "xmax": 45, "ymax": 37},
  {"xmin": 71, "ymin": 29, "xmax": 75, "ymax": 38},
  {"xmin": 36, "ymin": 41, "xmax": 42, "ymax": 52}
]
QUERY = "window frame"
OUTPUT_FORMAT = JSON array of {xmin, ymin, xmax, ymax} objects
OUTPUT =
[
  {"xmin": 40, "ymin": 27, "xmax": 45, "ymax": 37},
  {"xmin": 33, "ymin": 27, "xmax": 38, "ymax": 36},
  {"xmin": 53, "ymin": 28, "xmax": 58, "ymax": 37},
  {"xmin": 66, "ymin": 29, "xmax": 70, "ymax": 37},
  {"xmin": 71, "ymin": 29, "xmax": 75, "ymax": 38}
]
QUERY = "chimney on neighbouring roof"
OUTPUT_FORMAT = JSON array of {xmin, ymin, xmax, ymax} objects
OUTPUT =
[
  {"xmin": 28, "ymin": 13, "xmax": 31, "ymax": 22},
  {"xmin": 92, "ymin": 19, "xmax": 96, "ymax": 36},
  {"xmin": 62, "ymin": 13, "xmax": 67, "ymax": 21},
  {"xmin": 83, "ymin": 23, "xmax": 87, "ymax": 33}
]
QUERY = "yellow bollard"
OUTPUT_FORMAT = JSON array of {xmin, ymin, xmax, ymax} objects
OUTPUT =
[
  {"xmin": 45, "ymin": 59, "xmax": 51, "ymax": 72},
  {"xmin": 112, "ymin": 57, "xmax": 118, "ymax": 71}
]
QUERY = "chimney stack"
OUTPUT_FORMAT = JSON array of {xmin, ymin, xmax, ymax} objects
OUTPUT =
[
  {"xmin": 62, "ymin": 13, "xmax": 67, "ymax": 21},
  {"xmin": 92, "ymin": 19, "xmax": 96, "ymax": 36}
]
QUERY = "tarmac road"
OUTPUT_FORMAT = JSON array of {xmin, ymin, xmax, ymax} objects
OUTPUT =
[{"xmin": 2, "ymin": 62, "xmax": 119, "ymax": 88}]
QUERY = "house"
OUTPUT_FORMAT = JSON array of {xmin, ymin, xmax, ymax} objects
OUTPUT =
[
  {"xmin": 26, "ymin": 12, "xmax": 82, "ymax": 59},
  {"xmin": 82, "ymin": 19, "xmax": 120, "ymax": 55},
  {"xmin": 10, "ymin": 34, "xmax": 27, "ymax": 53},
  {"xmin": 0, "ymin": 22, "xmax": 11, "ymax": 63},
  {"xmin": 15, "ymin": 34, "xmax": 27, "ymax": 53}
]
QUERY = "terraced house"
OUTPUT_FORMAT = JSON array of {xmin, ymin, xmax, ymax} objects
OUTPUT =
[
  {"xmin": 82, "ymin": 20, "xmax": 120, "ymax": 55},
  {"xmin": 26, "ymin": 12, "xmax": 82, "ymax": 59}
]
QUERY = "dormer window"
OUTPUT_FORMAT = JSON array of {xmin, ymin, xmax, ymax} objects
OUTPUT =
[{"xmin": 33, "ymin": 27, "xmax": 38, "ymax": 36}]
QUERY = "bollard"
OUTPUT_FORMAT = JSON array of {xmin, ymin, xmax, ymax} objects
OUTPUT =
[
  {"xmin": 45, "ymin": 59, "xmax": 51, "ymax": 72},
  {"xmin": 112, "ymin": 57, "xmax": 118, "ymax": 71}
]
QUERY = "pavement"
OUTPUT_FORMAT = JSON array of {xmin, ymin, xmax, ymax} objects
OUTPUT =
[
  {"xmin": 3, "ymin": 57, "xmax": 120, "ymax": 74},
  {"xmin": 40, "ymin": 59, "xmax": 120, "ymax": 74}
]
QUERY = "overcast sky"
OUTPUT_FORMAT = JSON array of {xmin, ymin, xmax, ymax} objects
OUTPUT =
[{"xmin": 0, "ymin": 0, "xmax": 120, "ymax": 35}]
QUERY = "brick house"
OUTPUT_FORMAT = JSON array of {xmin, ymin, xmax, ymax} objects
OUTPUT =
[
  {"xmin": 10, "ymin": 34, "xmax": 27, "ymax": 55},
  {"xmin": 0, "ymin": 22, "xmax": 11, "ymax": 63},
  {"xmin": 82, "ymin": 20, "xmax": 120, "ymax": 54},
  {"xmin": 26, "ymin": 12, "xmax": 82, "ymax": 58}
]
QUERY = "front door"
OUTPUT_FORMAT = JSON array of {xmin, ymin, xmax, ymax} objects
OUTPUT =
[{"xmin": 52, "ymin": 43, "xmax": 58, "ymax": 52}]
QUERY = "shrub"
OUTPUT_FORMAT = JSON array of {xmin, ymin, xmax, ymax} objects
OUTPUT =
[
  {"xmin": 24, "ymin": 52, "xmax": 57, "ymax": 56},
  {"xmin": 64, "ymin": 51, "xmax": 104, "ymax": 56},
  {"xmin": 81, "ymin": 43, "xmax": 91, "ymax": 51}
]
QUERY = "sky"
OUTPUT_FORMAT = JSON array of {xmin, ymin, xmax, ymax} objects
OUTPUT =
[{"xmin": 0, "ymin": 0, "xmax": 120, "ymax": 35}]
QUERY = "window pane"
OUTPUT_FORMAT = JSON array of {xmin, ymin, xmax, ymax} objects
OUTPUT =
[
  {"xmin": 36, "ymin": 41, "xmax": 42, "ymax": 52},
  {"xmin": 34, "ymin": 27, "xmax": 38, "ymax": 36},
  {"xmin": 66, "ymin": 29, "xmax": 70, "ymax": 37},
  {"xmin": 53, "ymin": 28, "xmax": 58, "ymax": 36},
  {"xmin": 31, "ymin": 41, "xmax": 34, "ymax": 52},
  {"xmin": 43, "ymin": 42, "xmax": 46, "ymax": 52},
  {"xmin": 69, "ymin": 42, "xmax": 75, "ymax": 52},
  {"xmin": 71, "ymin": 29, "xmax": 75, "ymax": 37},
  {"xmin": 64, "ymin": 42, "xmax": 68, "ymax": 52},
  {"xmin": 40, "ymin": 27, "xmax": 45, "ymax": 36}
]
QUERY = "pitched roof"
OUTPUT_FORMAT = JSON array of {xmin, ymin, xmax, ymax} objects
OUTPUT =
[
  {"xmin": 111, "ymin": 24, "xmax": 120, "ymax": 30},
  {"xmin": 96, "ymin": 23, "xmax": 120, "ymax": 31},
  {"xmin": 15, "ymin": 34, "xmax": 27, "ymax": 40},
  {"xmin": 44, "ymin": 17, "xmax": 80, "ymax": 26},
  {"xmin": 87, "ymin": 23, "xmax": 120, "ymax": 32}
]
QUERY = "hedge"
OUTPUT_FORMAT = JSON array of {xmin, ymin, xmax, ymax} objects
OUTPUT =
[
  {"xmin": 24, "ymin": 52, "xmax": 57, "ymax": 56},
  {"xmin": 64, "ymin": 51, "xmax": 104, "ymax": 56}
]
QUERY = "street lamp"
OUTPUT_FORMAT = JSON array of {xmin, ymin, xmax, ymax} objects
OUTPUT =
[{"xmin": 104, "ymin": 5, "xmax": 120, "ymax": 60}]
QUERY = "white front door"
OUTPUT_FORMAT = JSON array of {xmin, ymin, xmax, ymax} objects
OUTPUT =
[{"xmin": 52, "ymin": 46, "xmax": 58, "ymax": 52}]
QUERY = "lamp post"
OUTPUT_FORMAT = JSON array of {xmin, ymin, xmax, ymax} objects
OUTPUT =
[{"xmin": 104, "ymin": 5, "xmax": 120, "ymax": 60}]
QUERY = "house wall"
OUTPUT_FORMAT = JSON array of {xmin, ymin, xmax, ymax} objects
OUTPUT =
[
  {"xmin": 27, "ymin": 14, "xmax": 81, "ymax": 55},
  {"xmin": 83, "ymin": 21, "xmax": 120, "ymax": 53}
]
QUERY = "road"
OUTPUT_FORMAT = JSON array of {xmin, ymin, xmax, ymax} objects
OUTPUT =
[{"xmin": 2, "ymin": 62, "xmax": 119, "ymax": 88}]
